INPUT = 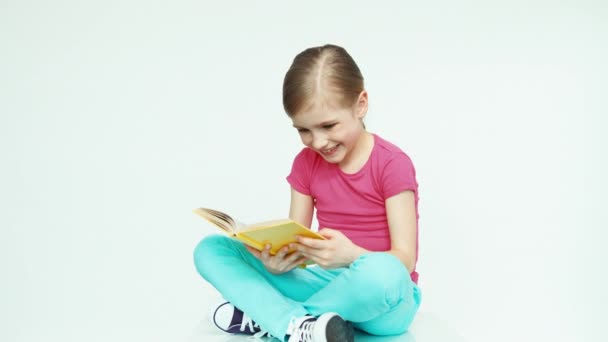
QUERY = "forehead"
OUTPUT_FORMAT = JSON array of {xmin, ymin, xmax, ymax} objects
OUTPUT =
[{"xmin": 291, "ymin": 101, "xmax": 352, "ymax": 127}]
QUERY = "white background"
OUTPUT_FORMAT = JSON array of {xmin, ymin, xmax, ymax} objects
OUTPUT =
[{"xmin": 1, "ymin": 1, "xmax": 606, "ymax": 341}]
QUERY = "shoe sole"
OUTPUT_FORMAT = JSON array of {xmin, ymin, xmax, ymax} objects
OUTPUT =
[{"xmin": 315, "ymin": 313, "xmax": 354, "ymax": 342}]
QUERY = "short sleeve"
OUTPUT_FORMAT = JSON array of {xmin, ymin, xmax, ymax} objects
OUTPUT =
[
  {"xmin": 381, "ymin": 153, "xmax": 418, "ymax": 199},
  {"xmin": 286, "ymin": 148, "xmax": 314, "ymax": 195}
]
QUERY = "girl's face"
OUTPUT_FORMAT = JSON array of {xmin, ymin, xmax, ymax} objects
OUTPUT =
[{"xmin": 291, "ymin": 91, "xmax": 368, "ymax": 167}]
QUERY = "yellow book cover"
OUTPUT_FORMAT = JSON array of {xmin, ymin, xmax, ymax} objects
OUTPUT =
[{"xmin": 192, "ymin": 207, "xmax": 325, "ymax": 255}]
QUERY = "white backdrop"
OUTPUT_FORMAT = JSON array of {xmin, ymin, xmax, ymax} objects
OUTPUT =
[{"xmin": 1, "ymin": 1, "xmax": 606, "ymax": 341}]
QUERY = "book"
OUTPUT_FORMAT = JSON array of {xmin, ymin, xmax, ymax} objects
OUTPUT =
[{"xmin": 192, "ymin": 207, "xmax": 326, "ymax": 255}]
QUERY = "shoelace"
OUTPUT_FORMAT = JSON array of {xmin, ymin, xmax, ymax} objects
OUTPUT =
[
  {"xmin": 241, "ymin": 312, "xmax": 272, "ymax": 339},
  {"xmin": 287, "ymin": 317, "xmax": 315, "ymax": 342},
  {"xmin": 240, "ymin": 312, "xmax": 257, "ymax": 333},
  {"xmin": 295, "ymin": 320, "xmax": 315, "ymax": 341}
]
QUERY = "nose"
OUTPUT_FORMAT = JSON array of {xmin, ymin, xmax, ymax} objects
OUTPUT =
[{"xmin": 310, "ymin": 132, "xmax": 328, "ymax": 150}]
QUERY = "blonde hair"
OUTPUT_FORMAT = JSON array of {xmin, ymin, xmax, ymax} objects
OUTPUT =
[{"xmin": 282, "ymin": 44, "xmax": 364, "ymax": 117}]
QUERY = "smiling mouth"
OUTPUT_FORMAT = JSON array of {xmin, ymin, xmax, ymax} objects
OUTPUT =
[{"xmin": 321, "ymin": 145, "xmax": 340, "ymax": 155}]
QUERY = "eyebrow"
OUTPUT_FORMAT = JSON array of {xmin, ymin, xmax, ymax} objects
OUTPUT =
[{"xmin": 292, "ymin": 120, "xmax": 337, "ymax": 129}]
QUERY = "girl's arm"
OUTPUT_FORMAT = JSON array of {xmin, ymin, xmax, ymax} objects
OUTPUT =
[
  {"xmin": 289, "ymin": 187, "xmax": 314, "ymax": 228},
  {"xmin": 385, "ymin": 190, "xmax": 418, "ymax": 273}
]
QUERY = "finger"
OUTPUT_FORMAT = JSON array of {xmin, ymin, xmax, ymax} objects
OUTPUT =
[
  {"xmin": 284, "ymin": 250, "xmax": 303, "ymax": 264},
  {"xmin": 318, "ymin": 228, "xmax": 337, "ymax": 237},
  {"xmin": 275, "ymin": 246, "xmax": 289, "ymax": 259},
  {"xmin": 244, "ymin": 245, "xmax": 261, "ymax": 258},
  {"xmin": 275, "ymin": 249, "xmax": 298, "ymax": 270},
  {"xmin": 297, "ymin": 236, "xmax": 326, "ymax": 249},
  {"xmin": 288, "ymin": 256, "xmax": 310, "ymax": 269},
  {"xmin": 278, "ymin": 252, "xmax": 302, "ymax": 270},
  {"xmin": 294, "ymin": 243, "xmax": 321, "ymax": 257},
  {"xmin": 261, "ymin": 244, "xmax": 271, "ymax": 260}
]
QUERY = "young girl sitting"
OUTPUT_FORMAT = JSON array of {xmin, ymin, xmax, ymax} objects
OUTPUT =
[{"xmin": 194, "ymin": 44, "xmax": 421, "ymax": 342}]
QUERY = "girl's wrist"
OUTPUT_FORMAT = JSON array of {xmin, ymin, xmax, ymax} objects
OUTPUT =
[{"xmin": 350, "ymin": 245, "xmax": 368, "ymax": 264}]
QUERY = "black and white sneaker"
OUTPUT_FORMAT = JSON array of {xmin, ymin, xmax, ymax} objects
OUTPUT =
[
  {"xmin": 213, "ymin": 302, "xmax": 270, "ymax": 337},
  {"xmin": 286, "ymin": 312, "xmax": 354, "ymax": 342}
]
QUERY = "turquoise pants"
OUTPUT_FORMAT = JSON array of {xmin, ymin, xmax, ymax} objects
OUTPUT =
[{"xmin": 193, "ymin": 234, "xmax": 421, "ymax": 340}]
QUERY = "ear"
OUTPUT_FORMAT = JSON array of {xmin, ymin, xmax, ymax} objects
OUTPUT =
[{"xmin": 354, "ymin": 90, "xmax": 368, "ymax": 119}]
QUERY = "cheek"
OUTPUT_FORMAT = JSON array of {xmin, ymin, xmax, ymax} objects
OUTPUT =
[
  {"xmin": 332, "ymin": 127, "xmax": 354, "ymax": 142},
  {"xmin": 299, "ymin": 134, "xmax": 312, "ymax": 146},
  {"xmin": 341, "ymin": 127, "xmax": 362, "ymax": 145}
]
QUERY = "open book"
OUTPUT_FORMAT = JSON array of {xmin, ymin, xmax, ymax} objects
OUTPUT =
[{"xmin": 193, "ymin": 207, "xmax": 325, "ymax": 255}]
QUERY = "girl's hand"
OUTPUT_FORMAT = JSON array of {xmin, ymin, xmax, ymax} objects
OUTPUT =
[
  {"xmin": 292, "ymin": 228, "xmax": 368, "ymax": 269},
  {"xmin": 245, "ymin": 244, "xmax": 308, "ymax": 275}
]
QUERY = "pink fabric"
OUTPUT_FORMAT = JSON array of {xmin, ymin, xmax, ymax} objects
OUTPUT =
[{"xmin": 286, "ymin": 134, "xmax": 420, "ymax": 283}]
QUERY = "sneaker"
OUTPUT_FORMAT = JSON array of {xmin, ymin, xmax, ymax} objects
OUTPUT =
[
  {"xmin": 213, "ymin": 302, "xmax": 270, "ymax": 337},
  {"xmin": 286, "ymin": 312, "xmax": 354, "ymax": 342}
]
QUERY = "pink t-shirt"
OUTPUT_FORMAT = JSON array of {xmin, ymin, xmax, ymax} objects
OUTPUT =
[{"xmin": 286, "ymin": 134, "xmax": 420, "ymax": 283}]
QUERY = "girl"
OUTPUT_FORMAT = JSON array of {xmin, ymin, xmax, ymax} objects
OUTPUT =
[{"xmin": 194, "ymin": 44, "xmax": 421, "ymax": 342}]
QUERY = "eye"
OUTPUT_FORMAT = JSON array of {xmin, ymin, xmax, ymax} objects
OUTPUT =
[
  {"xmin": 297, "ymin": 128, "xmax": 310, "ymax": 133},
  {"xmin": 323, "ymin": 123, "xmax": 337, "ymax": 129}
]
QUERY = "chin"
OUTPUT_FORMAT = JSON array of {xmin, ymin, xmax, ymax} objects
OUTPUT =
[{"xmin": 321, "ymin": 152, "xmax": 345, "ymax": 164}]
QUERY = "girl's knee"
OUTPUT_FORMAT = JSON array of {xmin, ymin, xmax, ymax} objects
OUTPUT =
[
  {"xmin": 193, "ymin": 234, "xmax": 233, "ymax": 277},
  {"xmin": 390, "ymin": 312, "xmax": 417, "ymax": 335},
  {"xmin": 358, "ymin": 315, "xmax": 413, "ymax": 336},
  {"xmin": 353, "ymin": 253, "xmax": 408, "ymax": 282},
  {"xmin": 365, "ymin": 326, "xmax": 408, "ymax": 336},
  {"xmin": 194, "ymin": 234, "xmax": 230, "ymax": 251},
  {"xmin": 354, "ymin": 252, "xmax": 404, "ymax": 270},
  {"xmin": 351, "ymin": 253, "xmax": 411, "ymax": 305},
  {"xmin": 194, "ymin": 234, "xmax": 226, "ymax": 256},
  {"xmin": 388, "ymin": 320, "xmax": 411, "ymax": 335}
]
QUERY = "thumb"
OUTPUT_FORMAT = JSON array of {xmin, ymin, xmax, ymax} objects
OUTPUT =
[{"xmin": 319, "ymin": 227, "xmax": 339, "ymax": 239}]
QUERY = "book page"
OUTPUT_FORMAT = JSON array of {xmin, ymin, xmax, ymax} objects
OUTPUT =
[
  {"xmin": 192, "ymin": 208, "xmax": 237, "ymax": 235},
  {"xmin": 241, "ymin": 218, "xmax": 293, "ymax": 231}
]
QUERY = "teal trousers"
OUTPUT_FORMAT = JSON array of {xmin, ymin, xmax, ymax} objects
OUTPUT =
[{"xmin": 193, "ymin": 234, "xmax": 421, "ymax": 340}]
